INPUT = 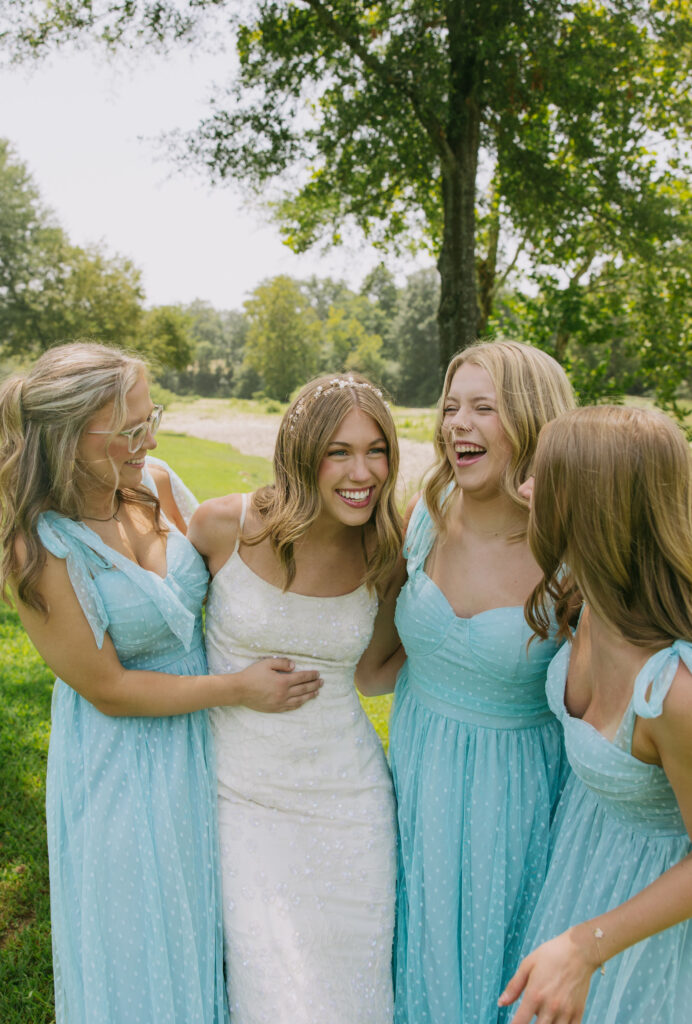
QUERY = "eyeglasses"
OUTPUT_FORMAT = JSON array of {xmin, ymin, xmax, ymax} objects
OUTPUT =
[{"xmin": 87, "ymin": 405, "xmax": 164, "ymax": 454}]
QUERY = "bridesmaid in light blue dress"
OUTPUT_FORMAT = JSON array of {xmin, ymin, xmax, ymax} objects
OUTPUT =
[
  {"xmin": 357, "ymin": 342, "xmax": 576, "ymax": 1023},
  {"xmin": 501, "ymin": 405, "xmax": 692, "ymax": 1024},
  {"xmin": 0, "ymin": 343, "xmax": 321, "ymax": 1024}
]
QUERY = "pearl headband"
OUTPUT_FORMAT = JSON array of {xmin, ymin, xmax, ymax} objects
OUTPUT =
[{"xmin": 288, "ymin": 376, "xmax": 387, "ymax": 431}]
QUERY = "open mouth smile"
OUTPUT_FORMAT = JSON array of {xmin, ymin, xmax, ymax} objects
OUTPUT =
[
  {"xmin": 336, "ymin": 487, "xmax": 375, "ymax": 508},
  {"xmin": 453, "ymin": 442, "xmax": 487, "ymax": 465}
]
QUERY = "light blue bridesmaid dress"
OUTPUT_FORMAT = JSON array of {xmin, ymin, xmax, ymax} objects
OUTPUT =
[
  {"xmin": 389, "ymin": 498, "xmax": 567, "ymax": 1024},
  {"xmin": 39, "ymin": 508, "xmax": 228, "ymax": 1024},
  {"xmin": 515, "ymin": 639, "xmax": 692, "ymax": 1024}
]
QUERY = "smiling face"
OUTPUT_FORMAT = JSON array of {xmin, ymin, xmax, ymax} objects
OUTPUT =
[
  {"xmin": 316, "ymin": 407, "xmax": 389, "ymax": 528},
  {"xmin": 76, "ymin": 373, "xmax": 158, "ymax": 495},
  {"xmin": 441, "ymin": 362, "xmax": 513, "ymax": 499}
]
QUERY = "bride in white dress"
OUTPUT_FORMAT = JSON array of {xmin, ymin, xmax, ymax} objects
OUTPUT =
[{"xmin": 188, "ymin": 374, "xmax": 402, "ymax": 1024}]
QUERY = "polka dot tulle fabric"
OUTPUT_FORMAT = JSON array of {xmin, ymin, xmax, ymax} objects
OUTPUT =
[
  {"xmin": 390, "ymin": 498, "xmax": 567, "ymax": 1024},
  {"xmin": 39, "ymin": 512, "xmax": 227, "ymax": 1024},
  {"xmin": 518, "ymin": 640, "xmax": 692, "ymax": 1024}
]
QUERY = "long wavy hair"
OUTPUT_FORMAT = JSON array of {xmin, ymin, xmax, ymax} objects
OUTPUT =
[
  {"xmin": 250, "ymin": 373, "xmax": 402, "ymax": 593},
  {"xmin": 525, "ymin": 405, "xmax": 692, "ymax": 647},
  {"xmin": 0, "ymin": 342, "xmax": 161, "ymax": 613},
  {"xmin": 424, "ymin": 340, "xmax": 576, "ymax": 536}
]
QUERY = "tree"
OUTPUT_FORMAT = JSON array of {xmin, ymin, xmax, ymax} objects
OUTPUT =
[
  {"xmin": 183, "ymin": 299, "xmax": 248, "ymax": 370},
  {"xmin": 4, "ymin": 3, "xmax": 690, "ymax": 388},
  {"xmin": 392, "ymin": 268, "xmax": 440, "ymax": 407},
  {"xmin": 136, "ymin": 305, "xmax": 195, "ymax": 371},
  {"xmin": 59, "ymin": 245, "xmax": 144, "ymax": 348},
  {"xmin": 504, "ymin": 236, "xmax": 692, "ymax": 410},
  {"xmin": 242, "ymin": 275, "xmax": 320, "ymax": 399},
  {"xmin": 358, "ymin": 264, "xmax": 399, "ymax": 358},
  {"xmin": 344, "ymin": 332, "xmax": 387, "ymax": 385},
  {"xmin": 0, "ymin": 138, "xmax": 144, "ymax": 355}
]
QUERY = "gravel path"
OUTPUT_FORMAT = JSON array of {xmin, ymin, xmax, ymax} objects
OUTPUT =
[{"xmin": 163, "ymin": 410, "xmax": 436, "ymax": 495}]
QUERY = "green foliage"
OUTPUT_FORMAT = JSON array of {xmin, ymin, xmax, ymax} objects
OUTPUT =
[
  {"xmin": 2, "ymin": 3, "xmax": 691, "ymax": 377},
  {"xmin": 320, "ymin": 302, "xmax": 384, "ymax": 378},
  {"xmin": 359, "ymin": 265, "xmax": 400, "ymax": 357},
  {"xmin": 243, "ymin": 275, "xmax": 321, "ymax": 400},
  {"xmin": 135, "ymin": 304, "xmax": 195, "ymax": 371},
  {"xmin": 344, "ymin": 331, "xmax": 387, "ymax": 384},
  {"xmin": 0, "ymin": 138, "xmax": 144, "ymax": 358},
  {"xmin": 391, "ymin": 268, "xmax": 440, "ymax": 407}
]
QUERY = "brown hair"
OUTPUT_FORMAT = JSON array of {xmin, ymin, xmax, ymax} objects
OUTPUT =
[
  {"xmin": 424, "ymin": 341, "xmax": 576, "ymax": 535},
  {"xmin": 525, "ymin": 405, "xmax": 692, "ymax": 646},
  {"xmin": 250, "ymin": 373, "xmax": 402, "ymax": 592}
]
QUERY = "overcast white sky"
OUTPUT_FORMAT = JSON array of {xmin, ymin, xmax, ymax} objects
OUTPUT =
[{"xmin": 2, "ymin": 46, "xmax": 428, "ymax": 311}]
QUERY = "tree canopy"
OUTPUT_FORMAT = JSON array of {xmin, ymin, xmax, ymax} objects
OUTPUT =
[
  {"xmin": 2, "ymin": 0, "xmax": 689, "ymax": 383},
  {"xmin": 0, "ymin": 139, "xmax": 196, "ymax": 370}
]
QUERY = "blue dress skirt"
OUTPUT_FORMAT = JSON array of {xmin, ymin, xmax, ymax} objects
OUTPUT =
[
  {"xmin": 39, "ymin": 511, "xmax": 228, "ymax": 1024},
  {"xmin": 389, "ymin": 498, "xmax": 568, "ymax": 1024},
  {"xmin": 514, "ymin": 639, "xmax": 692, "ymax": 1024}
]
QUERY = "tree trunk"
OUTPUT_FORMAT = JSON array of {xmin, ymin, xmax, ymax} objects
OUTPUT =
[
  {"xmin": 436, "ymin": 114, "xmax": 480, "ymax": 379},
  {"xmin": 436, "ymin": 1, "xmax": 483, "ymax": 380}
]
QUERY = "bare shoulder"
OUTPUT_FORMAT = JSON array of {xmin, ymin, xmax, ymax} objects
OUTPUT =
[
  {"xmin": 647, "ymin": 655, "xmax": 692, "ymax": 761},
  {"xmin": 147, "ymin": 462, "xmax": 175, "ymax": 506},
  {"xmin": 146, "ymin": 462, "xmax": 187, "ymax": 532},
  {"xmin": 147, "ymin": 461, "xmax": 171, "ymax": 490},
  {"xmin": 403, "ymin": 491, "xmax": 422, "ymax": 536},
  {"xmin": 660, "ymin": 656, "xmax": 692, "ymax": 730},
  {"xmin": 188, "ymin": 493, "xmax": 247, "ymax": 562},
  {"xmin": 10, "ymin": 534, "xmax": 74, "ymax": 625}
]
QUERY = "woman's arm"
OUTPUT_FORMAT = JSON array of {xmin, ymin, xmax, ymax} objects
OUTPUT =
[
  {"xmin": 188, "ymin": 493, "xmax": 243, "ymax": 577},
  {"xmin": 354, "ymin": 555, "xmax": 407, "ymax": 696},
  {"xmin": 355, "ymin": 494, "xmax": 419, "ymax": 696},
  {"xmin": 14, "ymin": 547, "xmax": 322, "ymax": 717},
  {"xmin": 499, "ymin": 661, "xmax": 692, "ymax": 1024}
]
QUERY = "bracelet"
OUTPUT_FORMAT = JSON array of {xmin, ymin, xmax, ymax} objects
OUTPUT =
[{"xmin": 593, "ymin": 927, "xmax": 606, "ymax": 975}]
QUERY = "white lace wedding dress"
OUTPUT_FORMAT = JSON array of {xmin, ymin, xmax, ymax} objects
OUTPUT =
[{"xmin": 205, "ymin": 500, "xmax": 396, "ymax": 1024}]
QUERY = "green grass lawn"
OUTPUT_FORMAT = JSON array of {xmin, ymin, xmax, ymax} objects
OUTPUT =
[
  {"xmin": 159, "ymin": 393, "xmax": 439, "ymax": 444},
  {"xmin": 0, "ymin": 435, "xmax": 394, "ymax": 1023},
  {"xmin": 154, "ymin": 431, "xmax": 274, "ymax": 500}
]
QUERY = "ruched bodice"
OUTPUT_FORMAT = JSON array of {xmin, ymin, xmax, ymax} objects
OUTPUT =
[
  {"xmin": 398, "ymin": 571, "xmax": 557, "ymax": 727},
  {"xmin": 546, "ymin": 640, "xmax": 689, "ymax": 836},
  {"xmin": 518, "ymin": 638, "xmax": 692, "ymax": 1024},
  {"xmin": 205, "ymin": 538, "xmax": 396, "ymax": 1024},
  {"xmin": 389, "ymin": 498, "xmax": 567, "ymax": 1024},
  {"xmin": 39, "ymin": 502, "xmax": 227, "ymax": 1024}
]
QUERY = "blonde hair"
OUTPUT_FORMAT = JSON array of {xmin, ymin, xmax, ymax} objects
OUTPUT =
[
  {"xmin": 424, "ymin": 341, "xmax": 576, "ymax": 534},
  {"xmin": 526, "ymin": 405, "xmax": 692, "ymax": 646},
  {"xmin": 0, "ymin": 342, "xmax": 158, "ymax": 612},
  {"xmin": 251, "ymin": 373, "xmax": 402, "ymax": 592}
]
